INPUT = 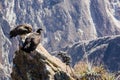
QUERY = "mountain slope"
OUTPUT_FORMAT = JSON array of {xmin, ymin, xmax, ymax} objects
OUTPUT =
[
  {"xmin": 0, "ymin": 0, "xmax": 120, "ymax": 78},
  {"xmin": 11, "ymin": 44, "xmax": 75, "ymax": 80},
  {"xmin": 0, "ymin": 0, "xmax": 120, "ymax": 53},
  {"xmin": 67, "ymin": 35, "xmax": 120, "ymax": 72}
]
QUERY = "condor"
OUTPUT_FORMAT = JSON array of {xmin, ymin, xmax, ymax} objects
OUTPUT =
[{"xmin": 22, "ymin": 28, "xmax": 43, "ymax": 53}]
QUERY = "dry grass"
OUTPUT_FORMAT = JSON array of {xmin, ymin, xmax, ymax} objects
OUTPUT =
[{"xmin": 74, "ymin": 61, "xmax": 115, "ymax": 80}]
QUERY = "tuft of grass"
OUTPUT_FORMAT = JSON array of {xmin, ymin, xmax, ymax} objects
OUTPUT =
[{"xmin": 74, "ymin": 61, "xmax": 115, "ymax": 80}]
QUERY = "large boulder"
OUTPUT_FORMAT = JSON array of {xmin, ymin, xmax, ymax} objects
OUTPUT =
[{"xmin": 11, "ymin": 44, "xmax": 75, "ymax": 80}]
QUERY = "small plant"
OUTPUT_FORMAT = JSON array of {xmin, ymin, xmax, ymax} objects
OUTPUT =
[
  {"xmin": 80, "ymin": 73, "xmax": 104, "ymax": 80},
  {"xmin": 74, "ymin": 61, "xmax": 115, "ymax": 80}
]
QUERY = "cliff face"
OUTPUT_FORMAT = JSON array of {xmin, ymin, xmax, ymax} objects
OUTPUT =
[
  {"xmin": 1, "ymin": 0, "xmax": 120, "ymax": 53},
  {"xmin": 67, "ymin": 35, "xmax": 120, "ymax": 72},
  {"xmin": 0, "ymin": 0, "xmax": 120, "ymax": 79},
  {"xmin": 11, "ymin": 44, "xmax": 74, "ymax": 80},
  {"xmin": 0, "ymin": 13, "xmax": 12, "ymax": 80},
  {"xmin": 0, "ymin": 63, "xmax": 11, "ymax": 80}
]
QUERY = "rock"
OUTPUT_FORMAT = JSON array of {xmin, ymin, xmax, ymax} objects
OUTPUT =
[
  {"xmin": 115, "ymin": 71, "xmax": 120, "ymax": 80},
  {"xmin": 0, "ymin": 63, "xmax": 11, "ymax": 80},
  {"xmin": 0, "ymin": 0, "xmax": 120, "ymax": 79},
  {"xmin": 1, "ymin": 0, "xmax": 120, "ymax": 54},
  {"xmin": 11, "ymin": 44, "xmax": 75, "ymax": 80},
  {"xmin": 67, "ymin": 35, "xmax": 120, "ymax": 72},
  {"xmin": 115, "ymin": 76, "xmax": 120, "ymax": 80},
  {"xmin": 54, "ymin": 71, "xmax": 71, "ymax": 80}
]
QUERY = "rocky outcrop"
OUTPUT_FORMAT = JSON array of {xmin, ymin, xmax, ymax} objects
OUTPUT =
[
  {"xmin": 11, "ymin": 44, "xmax": 75, "ymax": 80},
  {"xmin": 115, "ymin": 72, "xmax": 120, "ymax": 80},
  {"xmin": 0, "ymin": 13, "xmax": 12, "ymax": 80},
  {"xmin": 67, "ymin": 35, "xmax": 120, "ymax": 72},
  {"xmin": 0, "ymin": 0, "xmax": 120, "ymax": 79},
  {"xmin": 0, "ymin": 63, "xmax": 11, "ymax": 80},
  {"xmin": 1, "ymin": 0, "xmax": 120, "ymax": 54}
]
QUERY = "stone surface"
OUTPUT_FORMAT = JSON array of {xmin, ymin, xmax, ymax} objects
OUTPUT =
[
  {"xmin": 0, "ymin": 0, "xmax": 120, "ymax": 79},
  {"xmin": 67, "ymin": 35, "xmax": 120, "ymax": 72},
  {"xmin": 0, "ymin": 63, "xmax": 11, "ymax": 80},
  {"xmin": 11, "ymin": 44, "xmax": 75, "ymax": 80}
]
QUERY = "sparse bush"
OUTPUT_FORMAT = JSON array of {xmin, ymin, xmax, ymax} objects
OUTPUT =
[{"xmin": 74, "ymin": 61, "xmax": 115, "ymax": 80}]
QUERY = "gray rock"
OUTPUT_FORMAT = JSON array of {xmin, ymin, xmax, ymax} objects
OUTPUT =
[
  {"xmin": 67, "ymin": 35, "xmax": 120, "ymax": 72},
  {"xmin": 0, "ymin": 0, "xmax": 120, "ymax": 78},
  {"xmin": 11, "ymin": 44, "xmax": 75, "ymax": 80}
]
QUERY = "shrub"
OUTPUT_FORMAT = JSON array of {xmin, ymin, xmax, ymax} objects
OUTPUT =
[{"xmin": 74, "ymin": 61, "xmax": 115, "ymax": 80}]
